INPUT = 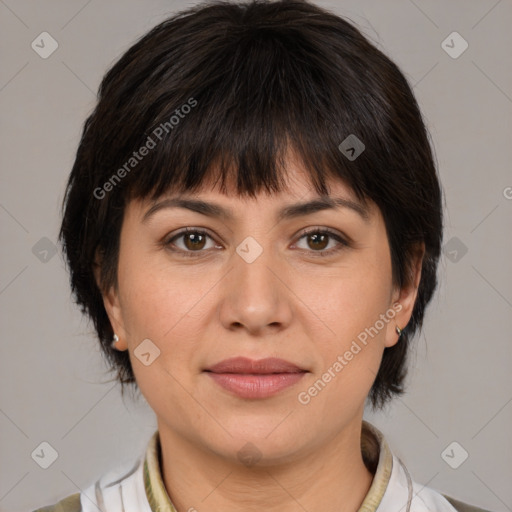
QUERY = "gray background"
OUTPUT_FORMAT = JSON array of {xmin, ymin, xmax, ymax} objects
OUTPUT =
[{"xmin": 1, "ymin": 1, "xmax": 511, "ymax": 511}]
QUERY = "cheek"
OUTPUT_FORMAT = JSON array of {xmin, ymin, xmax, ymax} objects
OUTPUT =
[
  {"xmin": 117, "ymin": 262, "xmax": 207, "ymax": 412},
  {"xmin": 306, "ymin": 255, "xmax": 393, "ymax": 397},
  {"xmin": 120, "ymin": 270, "xmax": 173, "ymax": 340},
  {"xmin": 117, "ymin": 253, "xmax": 217, "ymax": 368},
  {"xmin": 118, "ymin": 241, "xmax": 185, "ymax": 333},
  {"xmin": 309, "ymin": 257, "xmax": 392, "ymax": 337}
]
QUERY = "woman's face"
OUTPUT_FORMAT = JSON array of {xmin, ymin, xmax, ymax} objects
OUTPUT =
[{"xmin": 102, "ymin": 153, "xmax": 421, "ymax": 466}]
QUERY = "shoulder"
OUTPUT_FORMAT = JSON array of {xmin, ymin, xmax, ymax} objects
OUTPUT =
[
  {"xmin": 442, "ymin": 494, "xmax": 494, "ymax": 512},
  {"xmin": 383, "ymin": 451, "xmax": 494, "ymax": 512},
  {"xmin": 31, "ymin": 492, "xmax": 82, "ymax": 512}
]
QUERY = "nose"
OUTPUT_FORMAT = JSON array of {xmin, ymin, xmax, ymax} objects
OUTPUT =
[{"xmin": 217, "ymin": 238, "xmax": 293, "ymax": 336}]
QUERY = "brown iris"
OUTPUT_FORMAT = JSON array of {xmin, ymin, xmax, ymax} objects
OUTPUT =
[
  {"xmin": 183, "ymin": 232, "xmax": 207, "ymax": 251},
  {"xmin": 306, "ymin": 232, "xmax": 329, "ymax": 251}
]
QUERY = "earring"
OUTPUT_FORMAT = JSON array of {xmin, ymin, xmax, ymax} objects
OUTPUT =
[
  {"xmin": 111, "ymin": 333, "xmax": 119, "ymax": 349},
  {"xmin": 395, "ymin": 325, "xmax": 402, "ymax": 337}
]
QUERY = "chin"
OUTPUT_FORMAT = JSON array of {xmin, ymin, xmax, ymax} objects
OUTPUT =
[{"xmin": 209, "ymin": 425, "xmax": 311, "ymax": 465}]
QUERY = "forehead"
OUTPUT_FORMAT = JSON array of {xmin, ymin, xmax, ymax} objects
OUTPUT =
[
  {"xmin": 139, "ymin": 154, "xmax": 370, "ymax": 210},
  {"xmin": 193, "ymin": 164, "xmax": 355, "ymax": 203},
  {"xmin": 130, "ymin": 166, "xmax": 379, "ymax": 230}
]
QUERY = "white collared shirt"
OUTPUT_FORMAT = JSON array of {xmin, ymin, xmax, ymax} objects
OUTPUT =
[{"xmin": 76, "ymin": 421, "xmax": 460, "ymax": 512}]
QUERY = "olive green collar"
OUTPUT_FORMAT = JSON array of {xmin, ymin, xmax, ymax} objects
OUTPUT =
[{"xmin": 143, "ymin": 420, "xmax": 393, "ymax": 512}]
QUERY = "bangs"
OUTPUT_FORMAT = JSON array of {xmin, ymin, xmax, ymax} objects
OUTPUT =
[{"xmin": 100, "ymin": 18, "xmax": 393, "ymax": 207}]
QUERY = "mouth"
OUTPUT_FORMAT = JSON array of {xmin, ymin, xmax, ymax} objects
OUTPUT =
[
  {"xmin": 203, "ymin": 357, "xmax": 308, "ymax": 399},
  {"xmin": 204, "ymin": 356, "xmax": 307, "ymax": 374}
]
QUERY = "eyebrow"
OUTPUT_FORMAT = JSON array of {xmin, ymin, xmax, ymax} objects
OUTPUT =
[{"xmin": 141, "ymin": 195, "xmax": 370, "ymax": 224}]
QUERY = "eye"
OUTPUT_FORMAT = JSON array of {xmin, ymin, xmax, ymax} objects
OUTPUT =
[
  {"xmin": 293, "ymin": 228, "xmax": 350, "ymax": 256},
  {"xmin": 164, "ymin": 228, "xmax": 220, "ymax": 256},
  {"xmin": 163, "ymin": 227, "xmax": 350, "ymax": 258}
]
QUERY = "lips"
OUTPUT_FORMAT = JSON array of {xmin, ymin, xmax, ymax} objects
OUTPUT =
[
  {"xmin": 204, "ymin": 357, "xmax": 308, "ymax": 399},
  {"xmin": 204, "ymin": 356, "xmax": 306, "ymax": 374}
]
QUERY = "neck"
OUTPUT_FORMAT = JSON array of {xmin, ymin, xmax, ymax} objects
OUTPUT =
[{"xmin": 157, "ymin": 417, "xmax": 375, "ymax": 512}]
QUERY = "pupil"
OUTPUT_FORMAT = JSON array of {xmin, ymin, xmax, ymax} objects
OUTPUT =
[
  {"xmin": 310, "ymin": 233, "xmax": 328, "ymax": 250},
  {"xmin": 186, "ymin": 233, "xmax": 204, "ymax": 250}
]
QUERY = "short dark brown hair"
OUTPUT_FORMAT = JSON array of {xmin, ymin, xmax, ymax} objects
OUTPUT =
[{"xmin": 59, "ymin": 0, "xmax": 443, "ymax": 409}]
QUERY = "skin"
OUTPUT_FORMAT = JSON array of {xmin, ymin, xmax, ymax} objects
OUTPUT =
[{"xmin": 98, "ymin": 150, "xmax": 424, "ymax": 512}]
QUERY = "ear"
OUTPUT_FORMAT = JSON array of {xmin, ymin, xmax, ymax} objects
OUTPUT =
[
  {"xmin": 384, "ymin": 242, "xmax": 425, "ymax": 348},
  {"xmin": 93, "ymin": 249, "xmax": 128, "ymax": 351}
]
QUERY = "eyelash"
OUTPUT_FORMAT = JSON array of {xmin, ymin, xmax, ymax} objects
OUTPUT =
[{"xmin": 163, "ymin": 227, "xmax": 350, "ymax": 258}]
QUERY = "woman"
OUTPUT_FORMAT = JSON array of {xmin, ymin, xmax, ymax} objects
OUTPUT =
[{"xmin": 33, "ymin": 0, "xmax": 491, "ymax": 510}]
